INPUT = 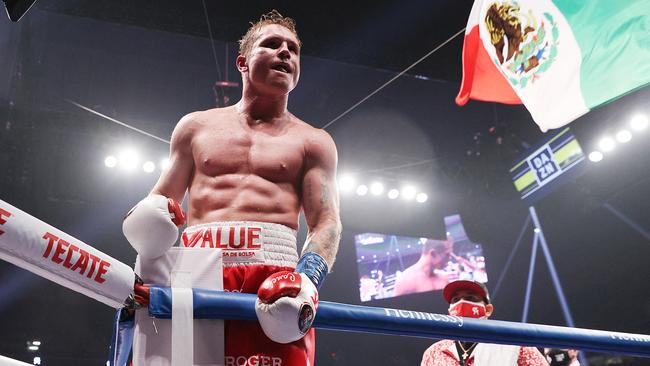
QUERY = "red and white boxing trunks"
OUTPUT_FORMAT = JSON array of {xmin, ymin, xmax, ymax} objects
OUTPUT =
[{"xmin": 181, "ymin": 221, "xmax": 315, "ymax": 366}]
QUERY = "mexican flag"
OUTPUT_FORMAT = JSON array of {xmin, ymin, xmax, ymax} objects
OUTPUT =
[{"xmin": 456, "ymin": 0, "xmax": 650, "ymax": 131}]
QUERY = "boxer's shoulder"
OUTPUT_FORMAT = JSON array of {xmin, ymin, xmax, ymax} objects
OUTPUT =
[
  {"xmin": 288, "ymin": 118, "xmax": 336, "ymax": 161},
  {"xmin": 172, "ymin": 107, "xmax": 237, "ymax": 142},
  {"xmin": 179, "ymin": 107, "xmax": 235, "ymax": 128},
  {"xmin": 171, "ymin": 110, "xmax": 206, "ymax": 141},
  {"xmin": 288, "ymin": 114, "xmax": 330, "ymax": 137}
]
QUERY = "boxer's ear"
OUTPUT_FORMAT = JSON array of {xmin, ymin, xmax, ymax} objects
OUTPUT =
[{"xmin": 236, "ymin": 55, "xmax": 248, "ymax": 72}]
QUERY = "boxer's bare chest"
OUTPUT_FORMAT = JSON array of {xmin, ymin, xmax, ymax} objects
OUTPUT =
[
  {"xmin": 408, "ymin": 270, "xmax": 447, "ymax": 292},
  {"xmin": 192, "ymin": 116, "xmax": 305, "ymax": 185}
]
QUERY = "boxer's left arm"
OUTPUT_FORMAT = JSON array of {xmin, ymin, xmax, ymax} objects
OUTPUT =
[
  {"xmin": 255, "ymin": 129, "xmax": 341, "ymax": 344},
  {"xmin": 263, "ymin": 128, "xmax": 341, "ymax": 288},
  {"xmin": 300, "ymin": 129, "xmax": 342, "ymax": 273}
]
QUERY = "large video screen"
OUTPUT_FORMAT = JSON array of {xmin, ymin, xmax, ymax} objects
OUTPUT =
[{"xmin": 355, "ymin": 214, "xmax": 488, "ymax": 302}]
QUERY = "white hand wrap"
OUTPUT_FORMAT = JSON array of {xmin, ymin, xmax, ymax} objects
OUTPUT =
[
  {"xmin": 255, "ymin": 272, "xmax": 318, "ymax": 344},
  {"xmin": 122, "ymin": 194, "xmax": 179, "ymax": 259}
]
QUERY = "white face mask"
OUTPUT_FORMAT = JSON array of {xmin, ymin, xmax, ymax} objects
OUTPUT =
[{"xmin": 448, "ymin": 299, "xmax": 487, "ymax": 318}]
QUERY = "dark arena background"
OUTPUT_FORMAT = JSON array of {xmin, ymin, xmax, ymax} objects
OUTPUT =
[{"xmin": 1, "ymin": 1, "xmax": 650, "ymax": 365}]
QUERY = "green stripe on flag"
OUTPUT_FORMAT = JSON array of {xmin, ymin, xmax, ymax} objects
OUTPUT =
[{"xmin": 552, "ymin": 0, "xmax": 650, "ymax": 107}]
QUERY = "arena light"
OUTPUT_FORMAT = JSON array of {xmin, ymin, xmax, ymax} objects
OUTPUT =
[
  {"xmin": 118, "ymin": 148, "xmax": 140, "ymax": 172},
  {"xmin": 597, "ymin": 137, "xmax": 615, "ymax": 152},
  {"xmin": 142, "ymin": 161, "xmax": 156, "ymax": 173},
  {"xmin": 615, "ymin": 130, "xmax": 632, "ymax": 143},
  {"xmin": 104, "ymin": 155, "xmax": 117, "ymax": 168},
  {"xmin": 33, "ymin": 356, "xmax": 41, "ymax": 365},
  {"xmin": 588, "ymin": 151, "xmax": 603, "ymax": 163},
  {"xmin": 370, "ymin": 182, "xmax": 384, "ymax": 196},
  {"xmin": 26, "ymin": 340, "xmax": 40, "ymax": 352},
  {"xmin": 416, "ymin": 192, "xmax": 428, "ymax": 203},
  {"xmin": 339, "ymin": 175, "xmax": 355, "ymax": 193},
  {"xmin": 630, "ymin": 114, "xmax": 648, "ymax": 131},
  {"xmin": 356, "ymin": 184, "xmax": 368, "ymax": 196},
  {"xmin": 161, "ymin": 157, "xmax": 171, "ymax": 170},
  {"xmin": 387, "ymin": 189, "xmax": 399, "ymax": 200},
  {"xmin": 401, "ymin": 186, "xmax": 416, "ymax": 200}
]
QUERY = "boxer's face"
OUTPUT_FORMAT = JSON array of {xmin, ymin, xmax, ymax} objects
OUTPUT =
[
  {"xmin": 238, "ymin": 24, "xmax": 301, "ymax": 95},
  {"xmin": 429, "ymin": 249, "xmax": 448, "ymax": 267}
]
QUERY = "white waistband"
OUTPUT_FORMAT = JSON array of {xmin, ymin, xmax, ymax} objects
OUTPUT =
[{"xmin": 181, "ymin": 221, "xmax": 299, "ymax": 268}]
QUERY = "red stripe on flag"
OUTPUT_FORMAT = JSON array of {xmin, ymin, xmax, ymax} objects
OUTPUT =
[{"xmin": 455, "ymin": 26, "xmax": 521, "ymax": 106}]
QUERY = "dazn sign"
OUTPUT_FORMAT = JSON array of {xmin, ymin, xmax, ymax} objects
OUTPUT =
[{"xmin": 527, "ymin": 146, "xmax": 561, "ymax": 186}]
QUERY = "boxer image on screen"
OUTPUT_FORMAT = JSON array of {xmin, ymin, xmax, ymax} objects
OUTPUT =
[{"xmin": 393, "ymin": 239, "xmax": 452, "ymax": 296}]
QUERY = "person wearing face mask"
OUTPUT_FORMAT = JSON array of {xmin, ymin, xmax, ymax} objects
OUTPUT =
[
  {"xmin": 545, "ymin": 348, "xmax": 580, "ymax": 366},
  {"xmin": 420, "ymin": 280, "xmax": 549, "ymax": 366}
]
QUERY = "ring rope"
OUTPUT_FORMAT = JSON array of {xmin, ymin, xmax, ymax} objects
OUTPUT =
[{"xmin": 147, "ymin": 286, "xmax": 650, "ymax": 358}]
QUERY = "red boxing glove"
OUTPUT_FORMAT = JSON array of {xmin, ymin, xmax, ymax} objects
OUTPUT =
[
  {"xmin": 167, "ymin": 198, "xmax": 186, "ymax": 226},
  {"xmin": 255, "ymin": 271, "xmax": 318, "ymax": 344}
]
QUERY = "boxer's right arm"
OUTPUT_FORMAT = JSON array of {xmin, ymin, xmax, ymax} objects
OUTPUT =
[
  {"xmin": 150, "ymin": 113, "xmax": 197, "ymax": 202},
  {"xmin": 122, "ymin": 114, "xmax": 197, "ymax": 258}
]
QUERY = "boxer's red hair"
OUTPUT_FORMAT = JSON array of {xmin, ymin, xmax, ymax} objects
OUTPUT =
[{"xmin": 238, "ymin": 10, "xmax": 301, "ymax": 57}]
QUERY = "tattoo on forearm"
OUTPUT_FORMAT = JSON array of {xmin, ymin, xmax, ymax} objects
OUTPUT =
[
  {"xmin": 320, "ymin": 180, "xmax": 331, "ymax": 207},
  {"xmin": 304, "ymin": 222, "xmax": 342, "ymax": 267}
]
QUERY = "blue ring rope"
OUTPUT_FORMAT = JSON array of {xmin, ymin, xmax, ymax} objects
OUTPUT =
[{"xmin": 148, "ymin": 286, "xmax": 650, "ymax": 357}]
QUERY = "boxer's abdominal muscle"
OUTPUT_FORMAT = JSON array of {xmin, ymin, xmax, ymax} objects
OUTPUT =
[
  {"xmin": 188, "ymin": 174, "xmax": 301, "ymax": 229},
  {"xmin": 186, "ymin": 115, "xmax": 306, "ymax": 230}
]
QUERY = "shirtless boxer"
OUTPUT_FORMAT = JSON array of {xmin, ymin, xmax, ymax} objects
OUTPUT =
[
  {"xmin": 122, "ymin": 10, "xmax": 341, "ymax": 366},
  {"xmin": 393, "ymin": 239, "xmax": 451, "ymax": 296}
]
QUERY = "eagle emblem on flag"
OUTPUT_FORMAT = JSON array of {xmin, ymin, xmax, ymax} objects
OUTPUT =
[{"xmin": 484, "ymin": 1, "xmax": 559, "ymax": 88}]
